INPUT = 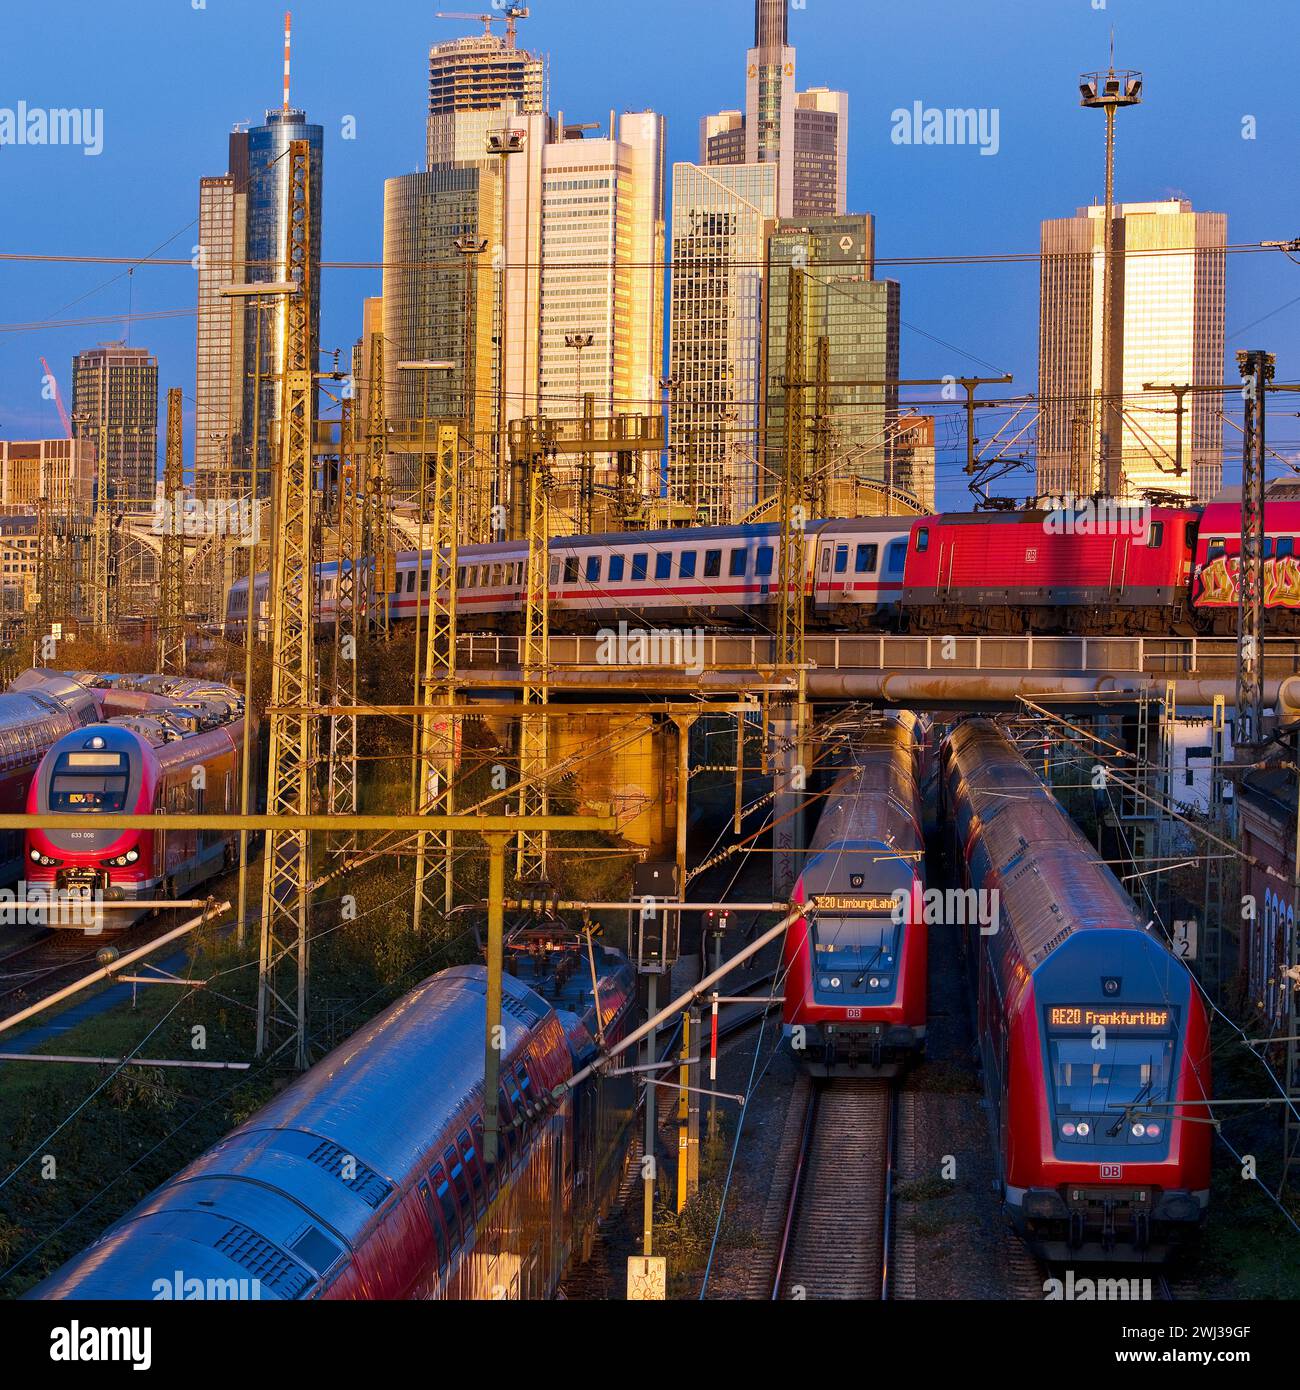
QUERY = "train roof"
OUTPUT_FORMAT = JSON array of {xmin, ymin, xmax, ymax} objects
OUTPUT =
[
  {"xmin": 944, "ymin": 719, "xmax": 1151, "ymax": 977},
  {"xmin": 29, "ymin": 967, "xmax": 576, "ymax": 1300}
]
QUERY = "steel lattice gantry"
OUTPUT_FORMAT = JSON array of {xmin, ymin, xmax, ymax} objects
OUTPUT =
[
  {"xmin": 516, "ymin": 451, "xmax": 552, "ymax": 881},
  {"xmin": 157, "ymin": 387, "xmax": 186, "ymax": 674},
  {"xmin": 412, "ymin": 421, "xmax": 461, "ymax": 928},
  {"xmin": 1235, "ymin": 349, "xmax": 1274, "ymax": 751},
  {"xmin": 326, "ymin": 399, "xmax": 360, "ymax": 851},
  {"xmin": 256, "ymin": 139, "xmax": 318, "ymax": 1068}
]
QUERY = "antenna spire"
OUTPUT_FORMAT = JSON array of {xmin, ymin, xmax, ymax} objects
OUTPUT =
[{"xmin": 283, "ymin": 11, "xmax": 292, "ymax": 111}]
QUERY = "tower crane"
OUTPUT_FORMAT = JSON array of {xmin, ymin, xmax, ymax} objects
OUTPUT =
[{"xmin": 435, "ymin": 5, "xmax": 530, "ymax": 46}]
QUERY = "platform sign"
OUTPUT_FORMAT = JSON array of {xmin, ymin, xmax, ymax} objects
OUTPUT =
[{"xmin": 626, "ymin": 1256, "xmax": 666, "ymax": 1301}]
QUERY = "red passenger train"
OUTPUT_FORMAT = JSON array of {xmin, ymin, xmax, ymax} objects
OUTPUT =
[
  {"xmin": 782, "ymin": 713, "xmax": 928, "ymax": 1075},
  {"xmin": 943, "ymin": 719, "xmax": 1212, "ymax": 1261},
  {"xmin": 232, "ymin": 498, "xmax": 1300, "ymax": 640},
  {"xmin": 25, "ymin": 681, "xmax": 244, "ymax": 926}
]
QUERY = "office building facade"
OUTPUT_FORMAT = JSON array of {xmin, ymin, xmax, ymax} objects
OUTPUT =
[
  {"xmin": 1037, "ymin": 199, "xmax": 1226, "ymax": 501},
  {"xmin": 70, "ymin": 344, "xmax": 158, "ymax": 504},
  {"xmin": 667, "ymin": 161, "xmax": 779, "ymax": 522},
  {"xmin": 764, "ymin": 216, "xmax": 899, "ymax": 509}
]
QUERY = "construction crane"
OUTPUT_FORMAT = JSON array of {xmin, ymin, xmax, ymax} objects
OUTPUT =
[
  {"xmin": 39, "ymin": 358, "xmax": 71, "ymax": 438},
  {"xmin": 435, "ymin": 5, "xmax": 529, "ymax": 46}
]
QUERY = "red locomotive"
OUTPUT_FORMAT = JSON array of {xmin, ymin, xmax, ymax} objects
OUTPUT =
[
  {"xmin": 943, "ymin": 719, "xmax": 1211, "ymax": 1261},
  {"xmin": 782, "ymin": 713, "xmax": 928, "ymax": 1075},
  {"xmin": 25, "ymin": 684, "xmax": 244, "ymax": 927}
]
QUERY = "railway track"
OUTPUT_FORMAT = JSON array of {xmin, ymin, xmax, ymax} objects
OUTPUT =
[{"xmin": 771, "ymin": 1079, "xmax": 896, "ymax": 1300}]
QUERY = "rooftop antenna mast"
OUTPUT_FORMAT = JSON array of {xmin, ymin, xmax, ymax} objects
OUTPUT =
[{"xmin": 282, "ymin": 10, "xmax": 292, "ymax": 111}]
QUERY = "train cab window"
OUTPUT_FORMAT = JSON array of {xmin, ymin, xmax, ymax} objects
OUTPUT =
[
  {"xmin": 915, "ymin": 528, "xmax": 929, "ymax": 553},
  {"xmin": 729, "ymin": 549, "xmax": 747, "ymax": 577},
  {"xmin": 755, "ymin": 545, "xmax": 774, "ymax": 577},
  {"xmin": 679, "ymin": 551, "xmax": 697, "ymax": 578},
  {"xmin": 632, "ymin": 553, "xmax": 648, "ymax": 581},
  {"xmin": 563, "ymin": 556, "xmax": 580, "ymax": 583},
  {"xmin": 1278, "ymin": 537, "xmax": 1295, "ymax": 560},
  {"xmin": 608, "ymin": 554, "xmax": 625, "ymax": 582},
  {"xmin": 654, "ymin": 553, "xmax": 672, "ymax": 580},
  {"xmin": 456, "ymin": 566, "xmax": 467, "ymax": 588},
  {"xmin": 885, "ymin": 539, "xmax": 907, "ymax": 576},
  {"xmin": 833, "ymin": 545, "xmax": 849, "ymax": 574},
  {"xmin": 1207, "ymin": 537, "xmax": 1226, "ymax": 560},
  {"xmin": 548, "ymin": 560, "xmax": 561, "ymax": 586},
  {"xmin": 1146, "ymin": 521, "xmax": 1164, "ymax": 548},
  {"xmin": 585, "ymin": 555, "xmax": 601, "ymax": 582},
  {"xmin": 703, "ymin": 549, "xmax": 722, "ymax": 578},
  {"xmin": 855, "ymin": 543, "xmax": 878, "ymax": 574},
  {"xmin": 49, "ymin": 751, "xmax": 129, "ymax": 811},
  {"xmin": 1049, "ymin": 1035, "xmax": 1173, "ymax": 1116}
]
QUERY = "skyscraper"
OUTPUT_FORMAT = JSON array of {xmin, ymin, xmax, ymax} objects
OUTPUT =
[
  {"xmin": 1037, "ymin": 199, "xmax": 1226, "ymax": 501},
  {"xmin": 242, "ymin": 106, "xmax": 324, "ymax": 496},
  {"xmin": 537, "ymin": 113, "xmax": 666, "ymax": 505},
  {"xmin": 700, "ymin": 0, "xmax": 847, "ymax": 218},
  {"xmin": 195, "ymin": 132, "xmax": 248, "ymax": 501},
  {"xmin": 667, "ymin": 161, "xmax": 779, "ymax": 521},
  {"xmin": 71, "ymin": 344, "xmax": 158, "ymax": 504},
  {"xmin": 426, "ymin": 30, "xmax": 545, "ymax": 168},
  {"xmin": 764, "ymin": 216, "xmax": 899, "ymax": 508}
]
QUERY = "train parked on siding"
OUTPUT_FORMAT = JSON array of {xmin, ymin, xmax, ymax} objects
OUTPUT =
[
  {"xmin": 782, "ymin": 712, "xmax": 929, "ymax": 1076},
  {"xmin": 943, "ymin": 719, "xmax": 1212, "ymax": 1262},
  {"xmin": 31, "ymin": 942, "xmax": 639, "ymax": 1300},
  {"xmin": 24, "ymin": 678, "xmax": 244, "ymax": 926},
  {"xmin": 225, "ymin": 499, "xmax": 1300, "ymax": 640}
]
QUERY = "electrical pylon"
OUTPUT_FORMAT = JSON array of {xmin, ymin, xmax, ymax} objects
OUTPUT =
[
  {"xmin": 412, "ymin": 421, "xmax": 460, "ymax": 928},
  {"xmin": 327, "ymin": 398, "xmax": 359, "ymax": 852},
  {"xmin": 157, "ymin": 387, "xmax": 186, "ymax": 674},
  {"xmin": 256, "ymin": 138, "xmax": 318, "ymax": 1068},
  {"xmin": 516, "ymin": 449, "xmax": 552, "ymax": 880},
  {"xmin": 364, "ymin": 333, "xmax": 392, "ymax": 635}
]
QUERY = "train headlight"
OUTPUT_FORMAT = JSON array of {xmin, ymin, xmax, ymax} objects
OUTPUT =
[
  {"xmin": 125, "ymin": 848, "xmax": 139, "ymax": 863},
  {"xmin": 1076, "ymin": 1121, "xmax": 1091, "ymax": 1137},
  {"xmin": 868, "ymin": 977, "xmax": 880, "ymax": 989},
  {"xmin": 1062, "ymin": 1122, "xmax": 1077, "ymax": 1137},
  {"xmin": 28, "ymin": 848, "xmax": 40, "ymax": 862},
  {"xmin": 1131, "ymin": 1122, "xmax": 1146, "ymax": 1138},
  {"xmin": 819, "ymin": 977, "xmax": 831, "ymax": 990},
  {"xmin": 1146, "ymin": 1123, "xmax": 1161, "ymax": 1139},
  {"xmin": 830, "ymin": 976, "xmax": 841, "ymax": 989}
]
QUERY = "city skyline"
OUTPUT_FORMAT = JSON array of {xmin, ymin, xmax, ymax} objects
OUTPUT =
[{"xmin": 2, "ymin": 0, "xmax": 1298, "ymax": 509}]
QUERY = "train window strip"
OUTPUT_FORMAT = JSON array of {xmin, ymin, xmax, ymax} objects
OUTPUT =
[{"xmin": 418, "ymin": 1178, "xmax": 450, "ymax": 1272}]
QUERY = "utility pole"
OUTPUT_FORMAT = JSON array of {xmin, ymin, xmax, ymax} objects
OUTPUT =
[
  {"xmin": 1080, "ymin": 61, "xmax": 1143, "ymax": 496},
  {"xmin": 157, "ymin": 387, "xmax": 186, "ymax": 674},
  {"xmin": 256, "ymin": 138, "xmax": 317, "ymax": 1069},
  {"xmin": 1235, "ymin": 349, "xmax": 1274, "ymax": 752}
]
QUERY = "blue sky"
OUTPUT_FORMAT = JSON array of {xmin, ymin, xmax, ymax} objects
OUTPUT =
[{"xmin": 1, "ymin": 0, "xmax": 1297, "ymax": 507}]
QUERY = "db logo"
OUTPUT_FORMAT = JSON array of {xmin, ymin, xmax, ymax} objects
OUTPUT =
[
  {"xmin": 845, "ymin": 1008, "xmax": 862, "ymax": 1020},
  {"xmin": 1099, "ymin": 1164, "xmax": 1124, "ymax": 1180}
]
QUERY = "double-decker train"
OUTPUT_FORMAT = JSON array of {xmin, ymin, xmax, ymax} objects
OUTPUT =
[
  {"xmin": 942, "ymin": 719, "xmax": 1212, "ymax": 1261},
  {"xmin": 782, "ymin": 712, "xmax": 928, "ymax": 1075},
  {"xmin": 225, "ymin": 498, "xmax": 1300, "ymax": 639},
  {"xmin": 0, "ymin": 670, "xmax": 102, "ymax": 882},
  {"xmin": 30, "ymin": 940, "xmax": 639, "ymax": 1300},
  {"xmin": 24, "ymin": 678, "xmax": 244, "ymax": 927}
]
